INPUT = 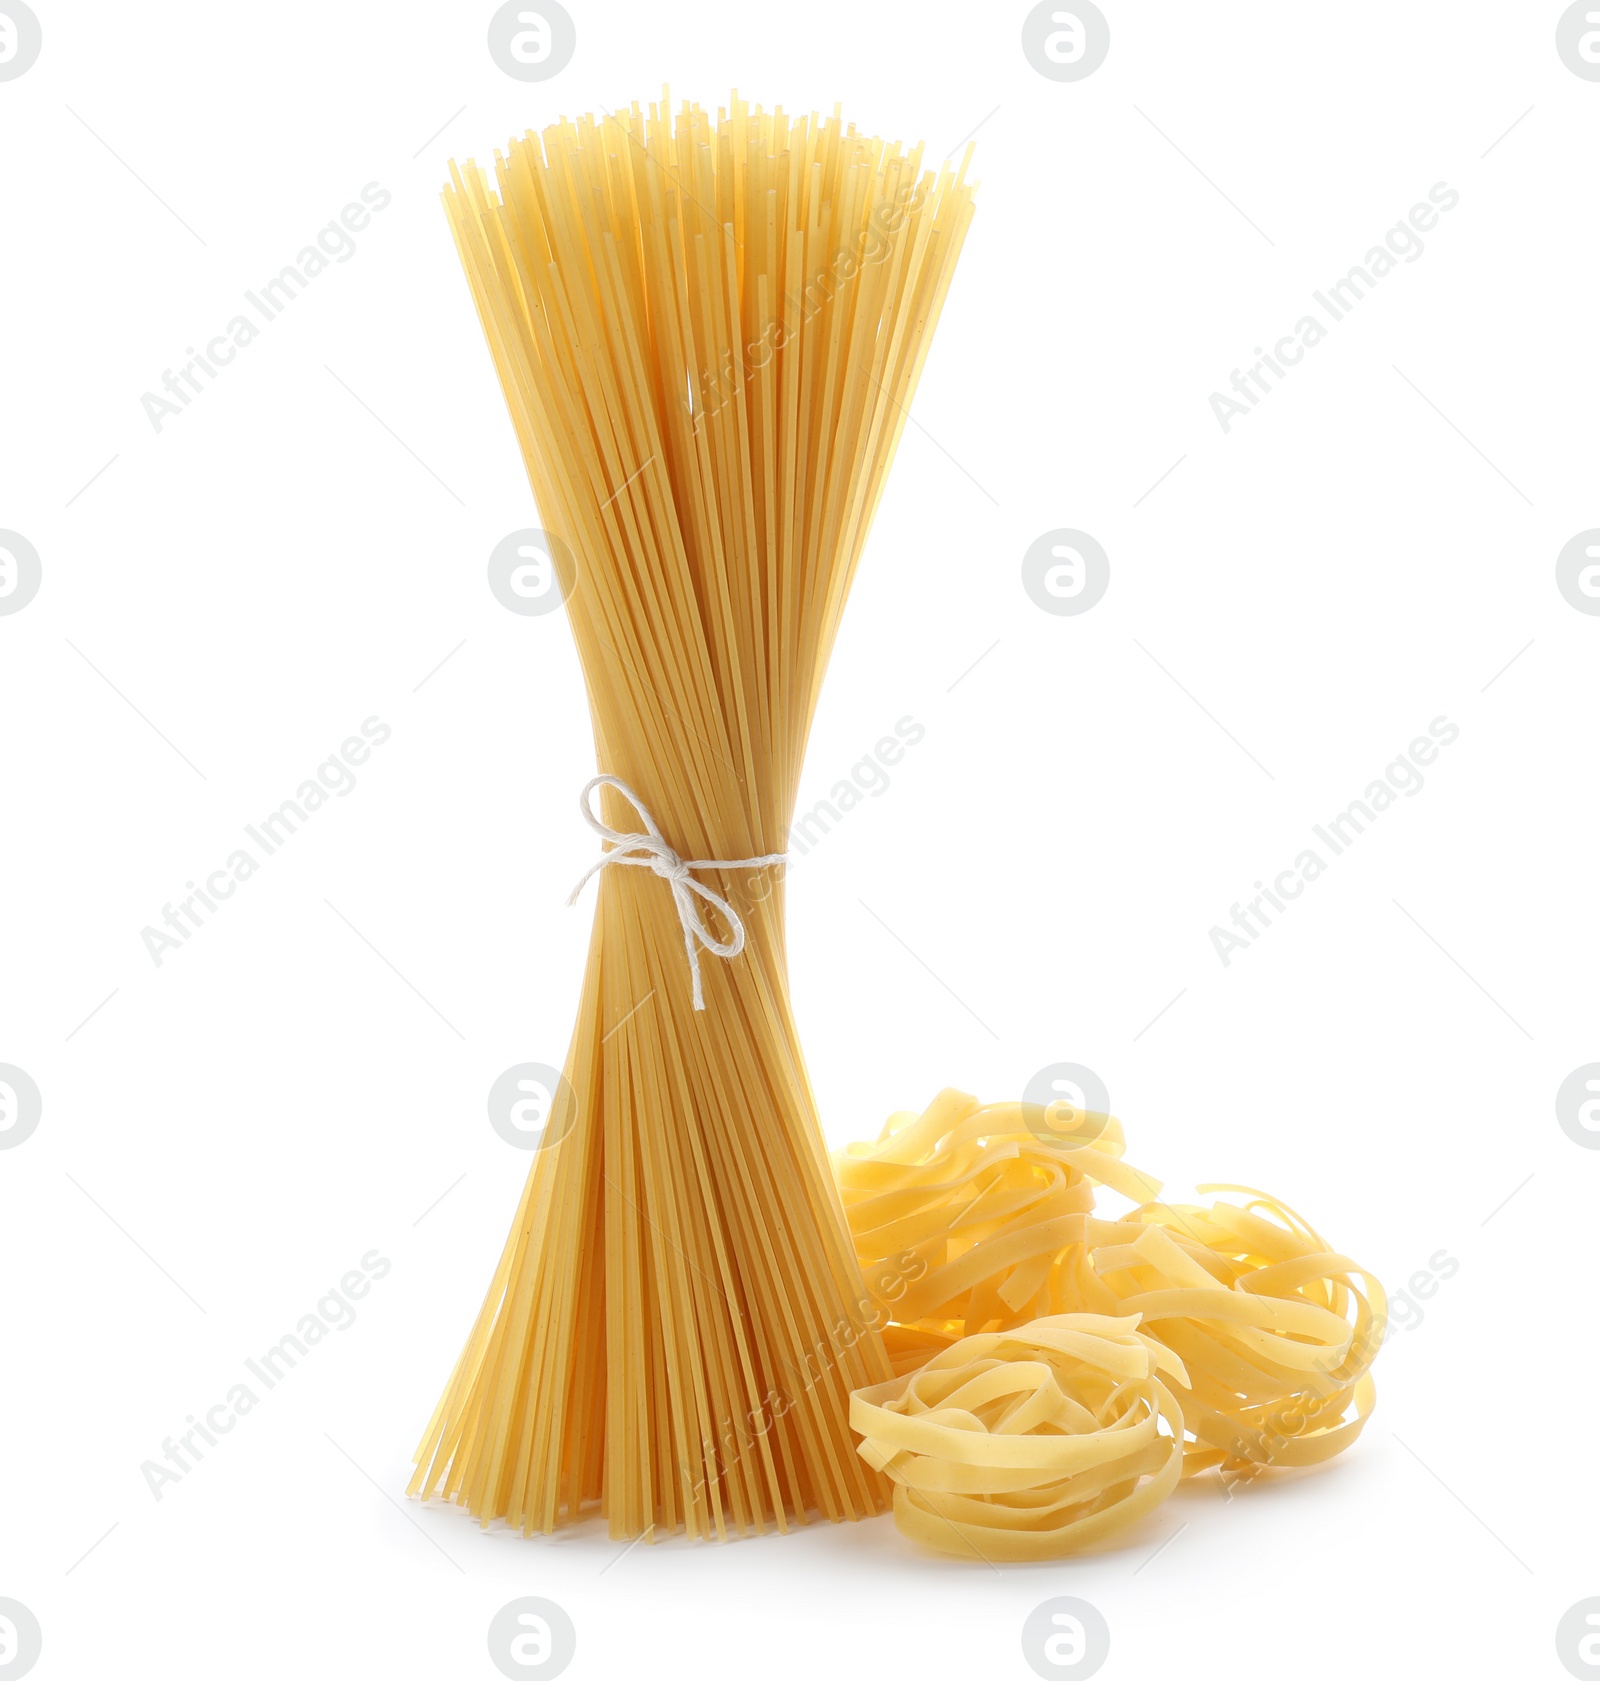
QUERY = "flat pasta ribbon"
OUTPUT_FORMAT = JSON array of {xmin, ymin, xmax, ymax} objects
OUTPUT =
[
  {"xmin": 1060, "ymin": 1188, "xmax": 1386, "ymax": 1476},
  {"xmin": 850, "ymin": 1314, "xmax": 1187, "ymax": 1560},
  {"xmin": 837, "ymin": 1093, "xmax": 1388, "ymax": 1556},
  {"xmin": 833, "ymin": 1088, "xmax": 1161, "ymax": 1342}
]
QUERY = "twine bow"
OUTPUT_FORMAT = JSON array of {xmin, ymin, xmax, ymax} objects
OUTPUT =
[{"xmin": 566, "ymin": 775, "xmax": 790, "ymax": 1011}]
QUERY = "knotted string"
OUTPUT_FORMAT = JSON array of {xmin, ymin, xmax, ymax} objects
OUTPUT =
[{"xmin": 566, "ymin": 775, "xmax": 790, "ymax": 1011}]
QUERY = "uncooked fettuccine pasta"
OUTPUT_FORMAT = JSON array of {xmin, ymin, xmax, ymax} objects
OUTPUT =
[
  {"xmin": 1063, "ymin": 1189, "xmax": 1385, "ymax": 1475},
  {"xmin": 834, "ymin": 1088, "xmax": 1159, "ymax": 1339},
  {"xmin": 838, "ymin": 1096, "xmax": 1385, "ymax": 1555},
  {"xmin": 850, "ymin": 1314, "xmax": 1186, "ymax": 1560}
]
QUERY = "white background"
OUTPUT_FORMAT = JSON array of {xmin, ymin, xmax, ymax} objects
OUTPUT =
[{"xmin": 2, "ymin": 2, "xmax": 1597, "ymax": 1677}]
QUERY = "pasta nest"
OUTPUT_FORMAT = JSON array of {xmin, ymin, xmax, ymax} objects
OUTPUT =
[
  {"xmin": 833, "ymin": 1087, "xmax": 1159, "ymax": 1348},
  {"xmin": 850, "ymin": 1313, "xmax": 1186, "ymax": 1560},
  {"xmin": 835, "ymin": 1091, "xmax": 1387, "ymax": 1525},
  {"xmin": 1063, "ymin": 1190, "xmax": 1386, "ymax": 1475}
]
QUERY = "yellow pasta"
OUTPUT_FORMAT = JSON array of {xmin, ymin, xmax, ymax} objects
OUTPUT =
[
  {"xmin": 837, "ymin": 1093, "xmax": 1385, "ymax": 1553},
  {"xmin": 850, "ymin": 1314, "xmax": 1187, "ymax": 1560},
  {"xmin": 834, "ymin": 1088, "xmax": 1159, "ymax": 1339},
  {"xmin": 410, "ymin": 94, "xmax": 977, "ymax": 1541},
  {"xmin": 407, "ymin": 81, "xmax": 1379, "ymax": 1566},
  {"xmin": 1064, "ymin": 1189, "xmax": 1385, "ymax": 1476}
]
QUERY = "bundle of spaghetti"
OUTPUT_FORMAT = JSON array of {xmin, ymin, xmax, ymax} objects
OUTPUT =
[
  {"xmin": 1059, "ymin": 1189, "xmax": 1385, "ymax": 1475},
  {"xmin": 850, "ymin": 1314, "xmax": 1187, "ymax": 1560},
  {"xmin": 833, "ymin": 1088, "xmax": 1160, "ymax": 1344},
  {"xmin": 410, "ymin": 93, "xmax": 978, "ymax": 1540}
]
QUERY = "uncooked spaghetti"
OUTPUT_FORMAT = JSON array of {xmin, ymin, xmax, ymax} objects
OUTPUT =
[{"xmin": 411, "ymin": 93, "xmax": 977, "ymax": 1540}]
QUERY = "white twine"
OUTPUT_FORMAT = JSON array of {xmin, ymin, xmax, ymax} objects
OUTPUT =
[{"xmin": 566, "ymin": 774, "xmax": 790, "ymax": 1012}]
